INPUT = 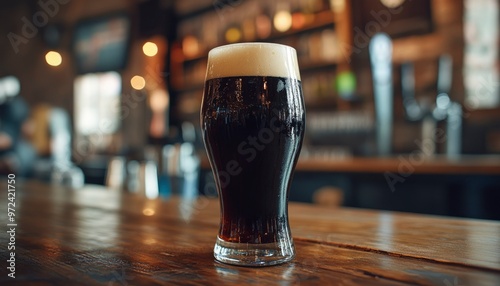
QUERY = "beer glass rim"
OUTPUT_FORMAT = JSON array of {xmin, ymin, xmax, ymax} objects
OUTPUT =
[
  {"xmin": 208, "ymin": 42, "xmax": 297, "ymax": 54},
  {"xmin": 206, "ymin": 42, "xmax": 301, "ymax": 81}
]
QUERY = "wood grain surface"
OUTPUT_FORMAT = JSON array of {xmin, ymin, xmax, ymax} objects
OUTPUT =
[{"xmin": 0, "ymin": 180, "xmax": 499, "ymax": 285}]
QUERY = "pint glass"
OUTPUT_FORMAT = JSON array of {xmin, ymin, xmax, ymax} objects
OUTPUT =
[{"xmin": 201, "ymin": 43, "xmax": 305, "ymax": 266}]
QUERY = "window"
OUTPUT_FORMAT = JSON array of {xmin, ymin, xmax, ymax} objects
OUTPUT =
[{"xmin": 74, "ymin": 71, "xmax": 121, "ymax": 154}]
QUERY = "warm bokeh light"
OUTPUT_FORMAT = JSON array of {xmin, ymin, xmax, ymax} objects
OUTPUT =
[
  {"xmin": 255, "ymin": 14, "xmax": 272, "ymax": 39},
  {"xmin": 274, "ymin": 10, "xmax": 292, "ymax": 32},
  {"xmin": 292, "ymin": 12, "xmax": 306, "ymax": 30},
  {"xmin": 242, "ymin": 18, "xmax": 256, "ymax": 40},
  {"xmin": 331, "ymin": 0, "xmax": 346, "ymax": 12},
  {"xmin": 380, "ymin": 0, "xmax": 405, "ymax": 8},
  {"xmin": 225, "ymin": 27, "xmax": 242, "ymax": 43},
  {"xmin": 130, "ymin": 75, "xmax": 146, "ymax": 90},
  {"xmin": 143, "ymin": 238, "xmax": 157, "ymax": 245},
  {"xmin": 143, "ymin": 208, "xmax": 155, "ymax": 216},
  {"xmin": 142, "ymin": 41, "xmax": 158, "ymax": 57},
  {"xmin": 149, "ymin": 89, "xmax": 169, "ymax": 113},
  {"xmin": 182, "ymin": 35, "xmax": 199, "ymax": 58},
  {"xmin": 45, "ymin": 51, "xmax": 62, "ymax": 66}
]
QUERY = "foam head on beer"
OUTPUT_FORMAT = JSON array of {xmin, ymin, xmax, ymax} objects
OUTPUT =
[{"xmin": 206, "ymin": 42, "xmax": 301, "ymax": 81}]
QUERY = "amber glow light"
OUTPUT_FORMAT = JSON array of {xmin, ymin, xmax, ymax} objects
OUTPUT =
[
  {"xmin": 149, "ymin": 89, "xmax": 169, "ymax": 112},
  {"xmin": 143, "ymin": 208, "xmax": 155, "ymax": 216},
  {"xmin": 225, "ymin": 27, "xmax": 242, "ymax": 43},
  {"xmin": 380, "ymin": 0, "xmax": 405, "ymax": 8},
  {"xmin": 142, "ymin": 41, "xmax": 158, "ymax": 57},
  {"xmin": 45, "ymin": 51, "xmax": 62, "ymax": 66},
  {"xmin": 130, "ymin": 75, "xmax": 146, "ymax": 90},
  {"xmin": 292, "ymin": 12, "xmax": 306, "ymax": 29},
  {"xmin": 274, "ymin": 10, "xmax": 292, "ymax": 32},
  {"xmin": 182, "ymin": 36, "xmax": 199, "ymax": 58}
]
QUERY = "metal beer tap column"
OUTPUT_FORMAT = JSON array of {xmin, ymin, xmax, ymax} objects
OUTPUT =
[
  {"xmin": 401, "ymin": 54, "xmax": 462, "ymax": 157},
  {"xmin": 369, "ymin": 33, "xmax": 393, "ymax": 156},
  {"xmin": 401, "ymin": 61, "xmax": 437, "ymax": 156},
  {"xmin": 433, "ymin": 55, "xmax": 462, "ymax": 157}
]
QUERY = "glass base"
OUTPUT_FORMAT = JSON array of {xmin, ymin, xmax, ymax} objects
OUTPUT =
[{"xmin": 213, "ymin": 237, "xmax": 295, "ymax": 267}]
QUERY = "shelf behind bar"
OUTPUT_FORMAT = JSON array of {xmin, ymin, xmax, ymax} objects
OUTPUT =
[
  {"xmin": 295, "ymin": 155, "xmax": 500, "ymax": 175},
  {"xmin": 173, "ymin": 60, "xmax": 338, "ymax": 93},
  {"xmin": 182, "ymin": 10, "xmax": 335, "ymax": 63}
]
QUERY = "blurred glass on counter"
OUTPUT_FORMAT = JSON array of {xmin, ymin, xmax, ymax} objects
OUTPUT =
[
  {"xmin": 48, "ymin": 108, "xmax": 85, "ymax": 188},
  {"xmin": 115, "ymin": 121, "xmax": 200, "ymax": 201},
  {"xmin": 160, "ymin": 122, "xmax": 200, "ymax": 200}
]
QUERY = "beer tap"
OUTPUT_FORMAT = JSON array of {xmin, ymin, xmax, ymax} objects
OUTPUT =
[
  {"xmin": 401, "ymin": 61, "xmax": 436, "ymax": 155},
  {"xmin": 432, "ymin": 54, "xmax": 462, "ymax": 156},
  {"xmin": 400, "ymin": 55, "xmax": 462, "ymax": 157},
  {"xmin": 369, "ymin": 33, "xmax": 393, "ymax": 156},
  {"xmin": 435, "ymin": 55, "xmax": 462, "ymax": 156},
  {"xmin": 401, "ymin": 62, "xmax": 423, "ymax": 121},
  {"xmin": 433, "ymin": 55, "xmax": 453, "ymax": 121}
]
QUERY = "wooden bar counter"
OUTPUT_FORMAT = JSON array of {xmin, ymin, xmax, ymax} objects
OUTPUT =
[{"xmin": 1, "ymin": 180, "xmax": 500, "ymax": 285}]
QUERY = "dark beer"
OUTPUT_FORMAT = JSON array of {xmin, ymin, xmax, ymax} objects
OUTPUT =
[
  {"xmin": 202, "ymin": 42, "xmax": 303, "ymax": 266},
  {"xmin": 202, "ymin": 76, "xmax": 305, "ymax": 243}
]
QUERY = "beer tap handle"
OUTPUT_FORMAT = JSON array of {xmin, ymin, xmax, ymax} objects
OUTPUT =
[
  {"xmin": 401, "ymin": 62, "xmax": 423, "ymax": 121},
  {"xmin": 446, "ymin": 102, "xmax": 462, "ymax": 157},
  {"xmin": 434, "ymin": 54, "xmax": 453, "ymax": 120},
  {"xmin": 181, "ymin": 121, "xmax": 196, "ymax": 143},
  {"xmin": 437, "ymin": 55, "xmax": 462, "ymax": 156},
  {"xmin": 437, "ymin": 54, "xmax": 453, "ymax": 95},
  {"xmin": 369, "ymin": 33, "xmax": 393, "ymax": 156}
]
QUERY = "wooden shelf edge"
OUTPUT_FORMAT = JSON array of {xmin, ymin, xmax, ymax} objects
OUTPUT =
[
  {"xmin": 295, "ymin": 156, "xmax": 500, "ymax": 175},
  {"xmin": 199, "ymin": 154, "xmax": 500, "ymax": 175}
]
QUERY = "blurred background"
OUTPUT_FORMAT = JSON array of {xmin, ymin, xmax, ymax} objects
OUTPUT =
[{"xmin": 0, "ymin": 0, "xmax": 499, "ymax": 219}]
